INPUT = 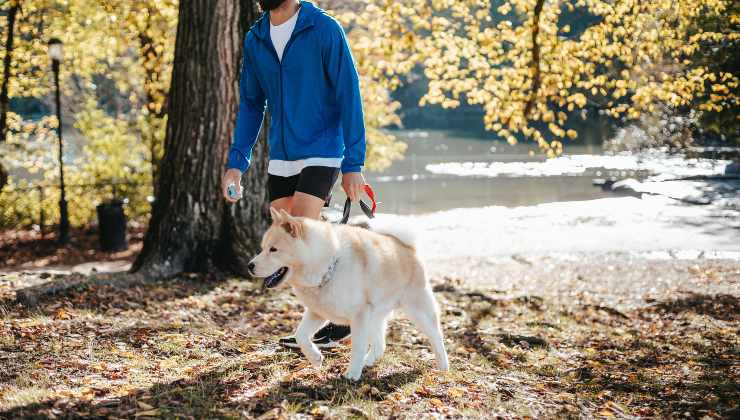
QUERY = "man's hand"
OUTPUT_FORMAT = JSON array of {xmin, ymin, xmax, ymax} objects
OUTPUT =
[
  {"xmin": 222, "ymin": 168, "xmax": 243, "ymax": 203},
  {"xmin": 341, "ymin": 171, "xmax": 365, "ymax": 202}
]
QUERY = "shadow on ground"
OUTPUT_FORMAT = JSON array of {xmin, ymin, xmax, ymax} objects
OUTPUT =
[{"xmin": 647, "ymin": 292, "xmax": 739, "ymax": 322}]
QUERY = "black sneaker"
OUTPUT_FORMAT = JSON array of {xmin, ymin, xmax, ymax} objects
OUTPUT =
[{"xmin": 279, "ymin": 323, "xmax": 351, "ymax": 349}]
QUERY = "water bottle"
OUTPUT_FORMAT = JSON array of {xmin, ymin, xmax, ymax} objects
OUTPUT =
[{"xmin": 227, "ymin": 183, "xmax": 242, "ymax": 200}]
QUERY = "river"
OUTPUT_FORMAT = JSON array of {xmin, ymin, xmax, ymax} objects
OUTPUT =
[
  {"xmin": 333, "ymin": 129, "xmax": 732, "ymax": 214},
  {"xmin": 328, "ymin": 129, "xmax": 739, "ymax": 256}
]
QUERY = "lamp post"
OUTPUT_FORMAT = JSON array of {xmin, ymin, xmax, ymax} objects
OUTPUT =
[{"xmin": 48, "ymin": 38, "xmax": 69, "ymax": 245}]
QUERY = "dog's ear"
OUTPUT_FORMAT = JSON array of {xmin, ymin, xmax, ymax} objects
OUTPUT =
[
  {"xmin": 281, "ymin": 218, "xmax": 303, "ymax": 238},
  {"xmin": 279, "ymin": 208, "xmax": 291, "ymax": 221},
  {"xmin": 272, "ymin": 208, "xmax": 302, "ymax": 238},
  {"xmin": 269, "ymin": 207, "xmax": 282, "ymax": 224}
]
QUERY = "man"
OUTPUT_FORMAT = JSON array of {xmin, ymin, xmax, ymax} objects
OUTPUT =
[{"xmin": 222, "ymin": 0, "xmax": 365, "ymax": 348}]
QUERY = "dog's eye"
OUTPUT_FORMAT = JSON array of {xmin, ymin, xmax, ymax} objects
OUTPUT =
[{"xmin": 269, "ymin": 247, "xmax": 277, "ymax": 253}]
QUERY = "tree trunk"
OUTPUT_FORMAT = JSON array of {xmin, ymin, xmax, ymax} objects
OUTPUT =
[
  {"xmin": 132, "ymin": 0, "xmax": 268, "ymax": 278},
  {"xmin": 0, "ymin": 1, "xmax": 18, "ymax": 144},
  {"xmin": 0, "ymin": 2, "xmax": 20, "ymax": 192}
]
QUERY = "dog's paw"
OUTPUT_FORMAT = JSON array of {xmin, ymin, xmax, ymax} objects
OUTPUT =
[
  {"xmin": 305, "ymin": 352, "xmax": 324, "ymax": 368},
  {"xmin": 343, "ymin": 367, "xmax": 363, "ymax": 381},
  {"xmin": 364, "ymin": 352, "xmax": 381, "ymax": 368}
]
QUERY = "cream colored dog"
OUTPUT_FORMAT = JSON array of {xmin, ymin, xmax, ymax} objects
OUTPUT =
[{"xmin": 248, "ymin": 208, "xmax": 449, "ymax": 380}]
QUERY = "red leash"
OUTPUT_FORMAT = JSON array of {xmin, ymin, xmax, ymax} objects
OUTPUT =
[{"xmin": 362, "ymin": 184, "xmax": 377, "ymax": 215}]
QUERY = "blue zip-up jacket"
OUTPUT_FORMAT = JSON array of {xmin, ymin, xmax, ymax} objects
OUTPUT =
[{"xmin": 226, "ymin": 1, "xmax": 366, "ymax": 173}]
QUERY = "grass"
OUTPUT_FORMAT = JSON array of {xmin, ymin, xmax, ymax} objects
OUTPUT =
[{"xmin": 0, "ymin": 270, "xmax": 738, "ymax": 419}]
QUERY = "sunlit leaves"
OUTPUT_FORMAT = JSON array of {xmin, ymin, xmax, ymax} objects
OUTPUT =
[{"xmin": 360, "ymin": 0, "xmax": 738, "ymax": 155}]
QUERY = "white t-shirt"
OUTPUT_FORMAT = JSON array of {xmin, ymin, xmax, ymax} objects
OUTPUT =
[
  {"xmin": 268, "ymin": 7, "xmax": 342, "ymax": 177},
  {"xmin": 270, "ymin": 7, "xmax": 299, "ymax": 61}
]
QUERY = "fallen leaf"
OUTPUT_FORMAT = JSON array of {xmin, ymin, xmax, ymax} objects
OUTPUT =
[
  {"xmin": 429, "ymin": 398, "xmax": 444, "ymax": 407},
  {"xmin": 134, "ymin": 409, "xmax": 159, "ymax": 417},
  {"xmin": 447, "ymin": 387, "xmax": 465, "ymax": 398},
  {"xmin": 53, "ymin": 308, "xmax": 70, "ymax": 320},
  {"xmin": 137, "ymin": 401, "xmax": 154, "ymax": 410}
]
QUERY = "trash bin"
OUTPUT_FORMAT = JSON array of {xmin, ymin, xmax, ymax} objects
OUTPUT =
[{"xmin": 96, "ymin": 200, "xmax": 128, "ymax": 252}]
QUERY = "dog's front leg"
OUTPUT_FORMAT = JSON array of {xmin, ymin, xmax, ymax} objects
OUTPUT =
[
  {"xmin": 296, "ymin": 310, "xmax": 326, "ymax": 368},
  {"xmin": 344, "ymin": 311, "xmax": 370, "ymax": 381}
]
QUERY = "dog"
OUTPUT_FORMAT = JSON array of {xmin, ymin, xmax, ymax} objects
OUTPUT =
[{"xmin": 248, "ymin": 208, "xmax": 449, "ymax": 380}]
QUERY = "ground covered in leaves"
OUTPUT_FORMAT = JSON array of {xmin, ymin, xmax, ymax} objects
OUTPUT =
[
  {"xmin": 0, "ymin": 227, "xmax": 144, "ymax": 270},
  {"xmin": 0, "ymin": 255, "xmax": 738, "ymax": 419}
]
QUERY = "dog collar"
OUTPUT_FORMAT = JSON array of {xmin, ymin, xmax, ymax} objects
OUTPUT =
[{"xmin": 317, "ymin": 257, "xmax": 339, "ymax": 288}]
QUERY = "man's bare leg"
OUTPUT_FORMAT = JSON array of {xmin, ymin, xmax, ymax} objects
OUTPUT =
[
  {"xmin": 270, "ymin": 196, "xmax": 293, "ymax": 213},
  {"xmin": 290, "ymin": 191, "xmax": 325, "ymax": 219}
]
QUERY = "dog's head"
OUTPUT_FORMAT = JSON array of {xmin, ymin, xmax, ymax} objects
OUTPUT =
[
  {"xmin": 248, "ymin": 208, "xmax": 304, "ymax": 289},
  {"xmin": 248, "ymin": 208, "xmax": 335, "ymax": 289}
]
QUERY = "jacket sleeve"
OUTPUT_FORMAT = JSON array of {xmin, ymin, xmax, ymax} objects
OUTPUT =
[
  {"xmin": 322, "ymin": 19, "xmax": 366, "ymax": 173},
  {"xmin": 226, "ymin": 37, "xmax": 267, "ymax": 172}
]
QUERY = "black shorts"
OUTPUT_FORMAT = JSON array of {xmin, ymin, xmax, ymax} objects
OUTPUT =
[{"xmin": 268, "ymin": 166, "xmax": 340, "ymax": 203}]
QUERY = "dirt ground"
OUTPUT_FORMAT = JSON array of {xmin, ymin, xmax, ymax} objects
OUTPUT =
[{"xmin": 0, "ymin": 252, "xmax": 738, "ymax": 419}]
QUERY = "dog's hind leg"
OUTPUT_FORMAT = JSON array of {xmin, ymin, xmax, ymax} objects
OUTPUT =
[
  {"xmin": 296, "ymin": 310, "xmax": 327, "ymax": 368},
  {"xmin": 401, "ymin": 286, "xmax": 449, "ymax": 372},
  {"xmin": 344, "ymin": 311, "xmax": 371, "ymax": 380},
  {"xmin": 365, "ymin": 316, "xmax": 388, "ymax": 367}
]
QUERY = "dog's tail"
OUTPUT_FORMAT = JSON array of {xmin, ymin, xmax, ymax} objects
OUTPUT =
[{"xmin": 366, "ymin": 214, "xmax": 417, "ymax": 248}]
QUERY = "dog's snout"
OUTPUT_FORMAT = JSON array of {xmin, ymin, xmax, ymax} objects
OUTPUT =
[{"xmin": 247, "ymin": 261, "xmax": 256, "ymax": 275}]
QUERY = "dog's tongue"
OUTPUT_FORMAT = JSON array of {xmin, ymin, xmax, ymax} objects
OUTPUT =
[{"xmin": 263, "ymin": 267, "xmax": 286, "ymax": 289}]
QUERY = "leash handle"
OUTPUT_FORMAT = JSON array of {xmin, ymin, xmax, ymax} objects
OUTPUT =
[{"xmin": 340, "ymin": 184, "xmax": 377, "ymax": 224}]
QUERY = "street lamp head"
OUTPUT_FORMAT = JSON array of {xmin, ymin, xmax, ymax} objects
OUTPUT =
[{"xmin": 48, "ymin": 38, "xmax": 64, "ymax": 62}]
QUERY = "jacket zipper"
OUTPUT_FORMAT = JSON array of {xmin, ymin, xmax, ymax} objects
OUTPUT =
[
  {"xmin": 262, "ymin": 38, "xmax": 288, "ymax": 161},
  {"xmin": 279, "ymin": 64, "xmax": 288, "ymax": 160},
  {"xmin": 261, "ymin": 19, "xmax": 311, "ymax": 161},
  {"xmin": 279, "ymin": 31, "xmax": 304, "ymax": 161}
]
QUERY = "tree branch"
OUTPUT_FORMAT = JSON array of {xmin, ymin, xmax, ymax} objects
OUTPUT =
[{"xmin": 523, "ymin": 0, "xmax": 545, "ymax": 119}]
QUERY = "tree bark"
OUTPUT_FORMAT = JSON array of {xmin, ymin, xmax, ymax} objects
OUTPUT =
[
  {"xmin": 0, "ymin": 2, "xmax": 20, "ymax": 192},
  {"xmin": 132, "ymin": 0, "xmax": 268, "ymax": 278},
  {"xmin": 0, "ymin": 1, "xmax": 18, "ymax": 144}
]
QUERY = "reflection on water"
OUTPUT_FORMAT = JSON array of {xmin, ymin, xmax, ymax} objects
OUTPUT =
[
  {"xmin": 358, "ymin": 175, "xmax": 614, "ymax": 214},
  {"xmin": 426, "ymin": 153, "xmax": 729, "ymax": 179},
  {"xmin": 331, "ymin": 130, "xmax": 615, "ymax": 214},
  {"xmin": 331, "ymin": 129, "xmax": 733, "ymax": 215}
]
